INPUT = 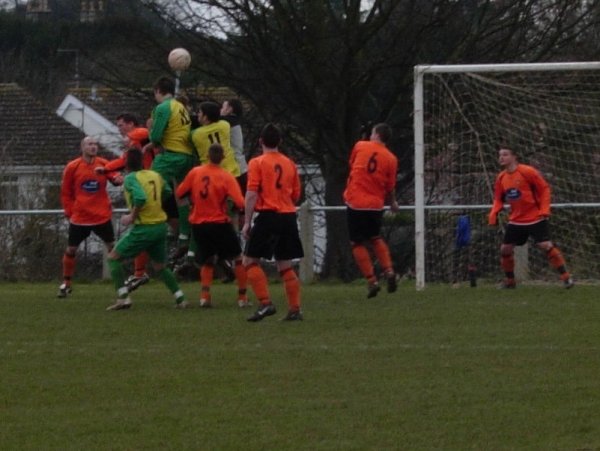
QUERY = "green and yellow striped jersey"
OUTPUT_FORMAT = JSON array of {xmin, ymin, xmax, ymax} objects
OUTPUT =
[
  {"xmin": 124, "ymin": 169, "xmax": 171, "ymax": 225},
  {"xmin": 150, "ymin": 98, "xmax": 193, "ymax": 155}
]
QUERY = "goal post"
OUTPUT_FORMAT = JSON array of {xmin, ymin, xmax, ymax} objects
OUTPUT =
[{"xmin": 414, "ymin": 62, "xmax": 600, "ymax": 289}]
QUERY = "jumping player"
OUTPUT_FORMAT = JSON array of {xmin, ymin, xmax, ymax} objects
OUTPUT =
[
  {"xmin": 143, "ymin": 77, "xmax": 195, "ymax": 259},
  {"xmin": 343, "ymin": 122, "xmax": 399, "ymax": 298}
]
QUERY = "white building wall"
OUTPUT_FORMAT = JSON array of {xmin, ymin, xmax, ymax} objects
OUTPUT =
[{"xmin": 56, "ymin": 94, "xmax": 123, "ymax": 156}]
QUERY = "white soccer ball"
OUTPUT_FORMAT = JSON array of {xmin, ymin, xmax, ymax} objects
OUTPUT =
[{"xmin": 168, "ymin": 48, "xmax": 191, "ymax": 71}]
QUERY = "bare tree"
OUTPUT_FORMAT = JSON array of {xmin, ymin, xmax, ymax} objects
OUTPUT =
[
  {"xmin": 118, "ymin": 0, "xmax": 600, "ymax": 278},
  {"xmin": 0, "ymin": 0, "xmax": 22, "ymax": 11}
]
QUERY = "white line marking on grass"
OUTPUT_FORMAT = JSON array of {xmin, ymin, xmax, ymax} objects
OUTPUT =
[{"xmin": 2, "ymin": 341, "xmax": 600, "ymax": 355}]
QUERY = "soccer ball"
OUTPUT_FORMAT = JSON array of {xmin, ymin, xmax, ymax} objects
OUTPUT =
[{"xmin": 168, "ymin": 48, "xmax": 191, "ymax": 71}]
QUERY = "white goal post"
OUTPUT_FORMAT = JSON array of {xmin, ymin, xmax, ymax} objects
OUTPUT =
[{"xmin": 414, "ymin": 62, "xmax": 600, "ymax": 289}]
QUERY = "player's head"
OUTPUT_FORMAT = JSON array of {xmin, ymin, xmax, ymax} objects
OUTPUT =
[
  {"xmin": 371, "ymin": 123, "xmax": 392, "ymax": 144},
  {"xmin": 198, "ymin": 101, "xmax": 221, "ymax": 124},
  {"xmin": 208, "ymin": 143, "xmax": 225, "ymax": 164},
  {"xmin": 127, "ymin": 127, "xmax": 150, "ymax": 149},
  {"xmin": 153, "ymin": 76, "xmax": 175, "ymax": 100},
  {"xmin": 260, "ymin": 123, "xmax": 281, "ymax": 149},
  {"xmin": 498, "ymin": 145, "xmax": 518, "ymax": 168},
  {"xmin": 498, "ymin": 143, "xmax": 517, "ymax": 154},
  {"xmin": 80, "ymin": 136, "xmax": 98, "ymax": 157},
  {"xmin": 176, "ymin": 94, "xmax": 195, "ymax": 116},
  {"xmin": 126, "ymin": 148, "xmax": 144, "ymax": 172},
  {"xmin": 359, "ymin": 121, "xmax": 374, "ymax": 140},
  {"xmin": 116, "ymin": 113, "xmax": 139, "ymax": 136},
  {"xmin": 221, "ymin": 98, "xmax": 243, "ymax": 118}
]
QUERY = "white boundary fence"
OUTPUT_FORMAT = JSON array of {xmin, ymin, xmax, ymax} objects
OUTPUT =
[
  {"xmin": 1, "ymin": 203, "xmax": 592, "ymax": 285},
  {"xmin": 2, "ymin": 205, "xmax": 415, "ymax": 283}
]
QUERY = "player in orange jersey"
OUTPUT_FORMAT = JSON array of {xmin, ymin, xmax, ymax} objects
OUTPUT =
[
  {"xmin": 106, "ymin": 113, "xmax": 155, "ymax": 170},
  {"xmin": 176, "ymin": 143, "xmax": 249, "ymax": 309},
  {"xmin": 57, "ymin": 136, "xmax": 123, "ymax": 298},
  {"xmin": 97, "ymin": 114, "xmax": 152, "ymax": 176},
  {"xmin": 343, "ymin": 122, "xmax": 399, "ymax": 298},
  {"xmin": 242, "ymin": 123, "xmax": 304, "ymax": 321},
  {"xmin": 97, "ymin": 113, "xmax": 156, "ymax": 292},
  {"xmin": 176, "ymin": 101, "xmax": 242, "ymax": 281},
  {"xmin": 488, "ymin": 146, "xmax": 574, "ymax": 289}
]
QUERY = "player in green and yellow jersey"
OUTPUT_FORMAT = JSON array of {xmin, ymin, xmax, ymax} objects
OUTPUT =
[
  {"xmin": 180, "ymin": 101, "xmax": 242, "ymax": 276},
  {"xmin": 143, "ymin": 76, "xmax": 195, "ymax": 255},
  {"xmin": 192, "ymin": 101, "xmax": 240, "ymax": 177},
  {"xmin": 106, "ymin": 148, "xmax": 187, "ymax": 311}
]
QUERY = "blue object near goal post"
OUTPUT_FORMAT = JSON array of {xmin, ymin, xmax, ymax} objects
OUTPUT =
[{"xmin": 455, "ymin": 214, "xmax": 471, "ymax": 249}]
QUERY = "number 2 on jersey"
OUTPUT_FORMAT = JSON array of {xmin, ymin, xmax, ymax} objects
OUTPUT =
[{"xmin": 274, "ymin": 164, "xmax": 283, "ymax": 189}]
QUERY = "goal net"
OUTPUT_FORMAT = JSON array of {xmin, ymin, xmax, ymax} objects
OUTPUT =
[{"xmin": 414, "ymin": 62, "xmax": 600, "ymax": 288}]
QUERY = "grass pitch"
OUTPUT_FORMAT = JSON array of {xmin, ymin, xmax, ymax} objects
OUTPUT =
[{"xmin": 1, "ymin": 280, "xmax": 599, "ymax": 450}]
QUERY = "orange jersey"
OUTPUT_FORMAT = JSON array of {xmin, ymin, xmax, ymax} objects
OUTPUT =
[
  {"xmin": 489, "ymin": 164, "xmax": 551, "ymax": 225},
  {"xmin": 176, "ymin": 163, "xmax": 244, "ymax": 224},
  {"xmin": 104, "ymin": 128, "xmax": 154, "ymax": 172},
  {"xmin": 104, "ymin": 153, "xmax": 127, "ymax": 173},
  {"xmin": 343, "ymin": 140, "xmax": 398, "ymax": 210},
  {"xmin": 104, "ymin": 148, "xmax": 155, "ymax": 172},
  {"xmin": 246, "ymin": 151, "xmax": 301, "ymax": 213},
  {"xmin": 127, "ymin": 127, "xmax": 150, "ymax": 149},
  {"xmin": 61, "ymin": 156, "xmax": 116, "ymax": 225}
]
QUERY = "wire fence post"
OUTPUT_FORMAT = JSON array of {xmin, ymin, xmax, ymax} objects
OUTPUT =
[{"xmin": 298, "ymin": 202, "xmax": 314, "ymax": 283}]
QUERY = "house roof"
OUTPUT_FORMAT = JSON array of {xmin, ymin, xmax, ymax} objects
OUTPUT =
[
  {"xmin": 63, "ymin": 85, "xmax": 239, "ymax": 122},
  {"xmin": 0, "ymin": 83, "xmax": 246, "ymax": 170},
  {"xmin": 64, "ymin": 87, "xmax": 156, "ymax": 125},
  {"xmin": 0, "ymin": 83, "xmax": 86, "ymax": 166}
]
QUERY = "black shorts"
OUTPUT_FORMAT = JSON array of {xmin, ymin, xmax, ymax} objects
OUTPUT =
[
  {"xmin": 346, "ymin": 207, "xmax": 384, "ymax": 243},
  {"xmin": 244, "ymin": 211, "xmax": 304, "ymax": 260},
  {"xmin": 68, "ymin": 220, "xmax": 115, "ymax": 247},
  {"xmin": 192, "ymin": 222, "xmax": 242, "ymax": 264},
  {"xmin": 162, "ymin": 191, "xmax": 179, "ymax": 219},
  {"xmin": 503, "ymin": 220, "xmax": 550, "ymax": 246}
]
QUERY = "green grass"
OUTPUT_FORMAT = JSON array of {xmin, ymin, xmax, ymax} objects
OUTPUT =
[{"xmin": 1, "ymin": 280, "xmax": 599, "ymax": 450}]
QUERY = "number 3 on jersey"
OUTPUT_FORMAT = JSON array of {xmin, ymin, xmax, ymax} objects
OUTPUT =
[{"xmin": 199, "ymin": 175, "xmax": 210, "ymax": 199}]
